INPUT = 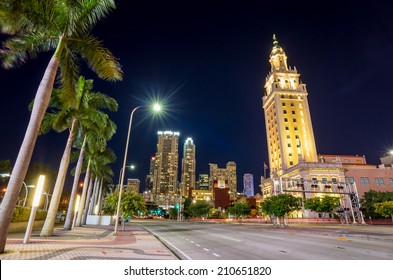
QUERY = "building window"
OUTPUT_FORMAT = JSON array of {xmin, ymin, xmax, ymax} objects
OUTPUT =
[
  {"xmin": 375, "ymin": 178, "xmax": 380, "ymax": 186},
  {"xmin": 284, "ymin": 118, "xmax": 288, "ymax": 122},
  {"xmin": 288, "ymin": 144, "xmax": 291, "ymax": 147},
  {"xmin": 332, "ymin": 178, "xmax": 337, "ymax": 184},
  {"xmin": 379, "ymin": 178, "xmax": 385, "ymax": 185},
  {"xmin": 286, "ymin": 135, "xmax": 290, "ymax": 139},
  {"xmin": 345, "ymin": 177, "xmax": 355, "ymax": 184},
  {"xmin": 283, "ymin": 110, "xmax": 287, "ymax": 114},
  {"xmin": 293, "ymin": 118, "xmax": 297, "ymax": 122},
  {"xmin": 360, "ymin": 177, "xmax": 365, "ymax": 185},
  {"xmin": 365, "ymin": 177, "xmax": 370, "ymax": 185},
  {"xmin": 292, "ymin": 111, "xmax": 295, "ymax": 114},
  {"xmin": 289, "ymin": 161, "xmax": 293, "ymax": 165},
  {"xmin": 291, "ymin": 103, "xmax": 294, "ymax": 107},
  {"xmin": 285, "ymin": 126, "xmax": 289, "ymax": 130},
  {"xmin": 322, "ymin": 178, "xmax": 327, "ymax": 184},
  {"xmin": 289, "ymin": 153, "xmax": 292, "ymax": 156},
  {"xmin": 295, "ymin": 135, "xmax": 299, "ymax": 139},
  {"xmin": 294, "ymin": 127, "xmax": 298, "ymax": 131},
  {"xmin": 282, "ymin": 102, "xmax": 286, "ymax": 106}
]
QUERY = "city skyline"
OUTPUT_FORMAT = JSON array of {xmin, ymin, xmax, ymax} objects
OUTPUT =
[{"xmin": 1, "ymin": 1, "xmax": 393, "ymax": 195}]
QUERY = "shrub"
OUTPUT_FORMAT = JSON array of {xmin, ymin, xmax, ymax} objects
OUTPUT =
[{"xmin": 11, "ymin": 206, "xmax": 47, "ymax": 222}]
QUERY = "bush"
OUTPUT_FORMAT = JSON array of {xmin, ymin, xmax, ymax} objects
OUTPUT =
[{"xmin": 11, "ymin": 206, "xmax": 47, "ymax": 222}]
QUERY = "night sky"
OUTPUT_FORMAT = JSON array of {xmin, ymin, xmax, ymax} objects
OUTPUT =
[{"xmin": 1, "ymin": 1, "xmax": 393, "ymax": 194}]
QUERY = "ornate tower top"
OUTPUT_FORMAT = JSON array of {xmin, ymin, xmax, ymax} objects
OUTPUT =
[{"xmin": 269, "ymin": 34, "xmax": 288, "ymax": 72}]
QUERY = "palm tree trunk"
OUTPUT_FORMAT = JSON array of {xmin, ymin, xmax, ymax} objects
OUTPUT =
[
  {"xmin": 40, "ymin": 118, "xmax": 77, "ymax": 236},
  {"xmin": 0, "ymin": 40, "xmax": 64, "ymax": 252},
  {"xmin": 63, "ymin": 135, "xmax": 86, "ymax": 230},
  {"xmin": 75, "ymin": 160, "xmax": 90, "ymax": 227},
  {"xmin": 82, "ymin": 176, "xmax": 95, "ymax": 225},
  {"xmin": 89, "ymin": 176, "xmax": 99, "ymax": 215},
  {"xmin": 97, "ymin": 177, "xmax": 104, "ymax": 214}
]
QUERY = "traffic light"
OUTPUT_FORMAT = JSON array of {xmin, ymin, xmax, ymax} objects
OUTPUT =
[{"xmin": 175, "ymin": 203, "xmax": 179, "ymax": 210}]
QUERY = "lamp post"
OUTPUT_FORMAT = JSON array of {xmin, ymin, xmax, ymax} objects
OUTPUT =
[
  {"xmin": 114, "ymin": 103, "xmax": 161, "ymax": 235},
  {"xmin": 23, "ymin": 175, "xmax": 45, "ymax": 244}
]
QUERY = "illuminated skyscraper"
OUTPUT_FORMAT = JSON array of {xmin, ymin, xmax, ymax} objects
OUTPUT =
[
  {"xmin": 243, "ymin": 173, "xmax": 254, "ymax": 197},
  {"xmin": 152, "ymin": 131, "xmax": 179, "ymax": 204},
  {"xmin": 263, "ymin": 34, "xmax": 318, "ymax": 177},
  {"xmin": 180, "ymin": 138, "xmax": 196, "ymax": 197}
]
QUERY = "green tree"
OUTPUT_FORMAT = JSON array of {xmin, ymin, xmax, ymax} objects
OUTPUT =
[
  {"xmin": 182, "ymin": 197, "xmax": 193, "ymax": 219},
  {"xmin": 0, "ymin": 0, "xmax": 122, "ymax": 253},
  {"xmin": 260, "ymin": 194, "xmax": 301, "ymax": 225},
  {"xmin": 303, "ymin": 196, "xmax": 340, "ymax": 222},
  {"xmin": 227, "ymin": 201, "xmax": 251, "ymax": 218},
  {"xmin": 374, "ymin": 201, "xmax": 393, "ymax": 223},
  {"xmin": 169, "ymin": 208, "xmax": 178, "ymax": 219},
  {"xmin": 360, "ymin": 190, "xmax": 393, "ymax": 218},
  {"xmin": 188, "ymin": 201, "xmax": 212, "ymax": 218},
  {"xmin": 103, "ymin": 190, "xmax": 146, "ymax": 218},
  {"xmin": 40, "ymin": 76, "xmax": 117, "ymax": 236}
]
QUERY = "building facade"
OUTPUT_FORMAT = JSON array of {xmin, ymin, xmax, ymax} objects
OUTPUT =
[
  {"xmin": 243, "ymin": 173, "xmax": 254, "ymax": 197},
  {"xmin": 127, "ymin": 179, "xmax": 140, "ymax": 194},
  {"xmin": 145, "ymin": 156, "xmax": 156, "ymax": 192},
  {"xmin": 263, "ymin": 35, "xmax": 318, "ymax": 177},
  {"xmin": 197, "ymin": 174, "xmax": 209, "ymax": 190},
  {"xmin": 180, "ymin": 138, "xmax": 196, "ymax": 197},
  {"xmin": 152, "ymin": 131, "xmax": 180, "ymax": 206},
  {"xmin": 209, "ymin": 161, "xmax": 237, "ymax": 201}
]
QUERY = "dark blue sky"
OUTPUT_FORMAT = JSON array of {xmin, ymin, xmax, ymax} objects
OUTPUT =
[{"xmin": 1, "ymin": 1, "xmax": 393, "ymax": 194}]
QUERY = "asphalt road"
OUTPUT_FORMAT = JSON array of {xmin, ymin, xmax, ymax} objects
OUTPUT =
[{"xmin": 136, "ymin": 220, "xmax": 393, "ymax": 260}]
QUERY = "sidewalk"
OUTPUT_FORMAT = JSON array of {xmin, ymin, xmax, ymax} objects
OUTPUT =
[{"xmin": 0, "ymin": 223, "xmax": 178, "ymax": 260}]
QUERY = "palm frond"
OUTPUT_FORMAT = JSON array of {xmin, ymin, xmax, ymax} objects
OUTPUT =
[
  {"xmin": 1, "ymin": 31, "xmax": 58, "ymax": 68},
  {"xmin": 89, "ymin": 92, "xmax": 118, "ymax": 111},
  {"xmin": 69, "ymin": 0, "xmax": 116, "ymax": 36},
  {"xmin": 68, "ymin": 35, "xmax": 122, "ymax": 81},
  {"xmin": 58, "ymin": 43, "xmax": 80, "ymax": 105}
]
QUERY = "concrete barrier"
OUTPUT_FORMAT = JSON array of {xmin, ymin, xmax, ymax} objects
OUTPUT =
[{"xmin": 85, "ymin": 215, "xmax": 111, "ymax": 226}]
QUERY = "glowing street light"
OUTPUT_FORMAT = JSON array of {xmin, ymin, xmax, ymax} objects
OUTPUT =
[
  {"xmin": 23, "ymin": 175, "xmax": 45, "ymax": 244},
  {"xmin": 114, "ymin": 103, "xmax": 162, "ymax": 235}
]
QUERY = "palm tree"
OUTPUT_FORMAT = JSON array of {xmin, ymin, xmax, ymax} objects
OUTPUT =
[
  {"xmin": 39, "ymin": 76, "xmax": 117, "ymax": 236},
  {"xmin": 0, "ymin": 1, "xmax": 122, "ymax": 252}
]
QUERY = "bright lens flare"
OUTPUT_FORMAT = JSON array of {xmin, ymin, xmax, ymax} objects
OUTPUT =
[{"xmin": 153, "ymin": 103, "xmax": 161, "ymax": 112}]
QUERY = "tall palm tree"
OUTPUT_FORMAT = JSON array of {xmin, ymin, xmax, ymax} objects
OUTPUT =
[
  {"xmin": 39, "ymin": 76, "xmax": 117, "ymax": 236},
  {"xmin": 0, "ymin": 1, "xmax": 122, "ymax": 252}
]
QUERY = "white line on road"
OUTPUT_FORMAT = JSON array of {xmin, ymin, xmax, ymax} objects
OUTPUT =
[
  {"xmin": 203, "ymin": 248, "xmax": 210, "ymax": 252},
  {"xmin": 195, "ymin": 244, "xmax": 200, "ymax": 247},
  {"xmin": 190, "ymin": 241, "xmax": 195, "ymax": 243},
  {"xmin": 212, "ymin": 253, "xmax": 220, "ymax": 257}
]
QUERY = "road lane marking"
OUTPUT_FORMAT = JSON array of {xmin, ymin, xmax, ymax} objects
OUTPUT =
[
  {"xmin": 190, "ymin": 241, "xmax": 195, "ymax": 243},
  {"xmin": 139, "ymin": 226, "xmax": 192, "ymax": 260},
  {"xmin": 203, "ymin": 248, "xmax": 210, "ymax": 252},
  {"xmin": 212, "ymin": 253, "xmax": 220, "ymax": 257},
  {"xmin": 195, "ymin": 244, "xmax": 200, "ymax": 247}
]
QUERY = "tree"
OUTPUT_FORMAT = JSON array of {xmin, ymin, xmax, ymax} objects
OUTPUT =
[
  {"xmin": 260, "ymin": 194, "xmax": 301, "ymax": 225},
  {"xmin": 103, "ymin": 190, "xmax": 146, "ymax": 218},
  {"xmin": 188, "ymin": 201, "xmax": 212, "ymax": 218},
  {"xmin": 227, "ymin": 201, "xmax": 251, "ymax": 218},
  {"xmin": 39, "ymin": 76, "xmax": 117, "ymax": 236},
  {"xmin": 374, "ymin": 201, "xmax": 393, "ymax": 223},
  {"xmin": 303, "ymin": 196, "xmax": 340, "ymax": 222},
  {"xmin": 0, "ymin": 0, "xmax": 122, "ymax": 253},
  {"xmin": 360, "ymin": 190, "xmax": 393, "ymax": 218}
]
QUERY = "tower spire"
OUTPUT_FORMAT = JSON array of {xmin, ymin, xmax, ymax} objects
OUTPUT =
[{"xmin": 273, "ymin": 34, "xmax": 279, "ymax": 49}]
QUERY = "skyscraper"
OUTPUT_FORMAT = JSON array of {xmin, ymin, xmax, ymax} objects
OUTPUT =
[
  {"xmin": 145, "ymin": 156, "xmax": 156, "ymax": 192},
  {"xmin": 152, "ymin": 131, "xmax": 180, "ymax": 205},
  {"xmin": 263, "ymin": 34, "xmax": 318, "ymax": 177},
  {"xmin": 243, "ymin": 173, "xmax": 254, "ymax": 197},
  {"xmin": 180, "ymin": 138, "xmax": 196, "ymax": 197}
]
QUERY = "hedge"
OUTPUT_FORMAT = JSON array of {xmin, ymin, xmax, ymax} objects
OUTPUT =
[{"xmin": 12, "ymin": 206, "xmax": 47, "ymax": 222}]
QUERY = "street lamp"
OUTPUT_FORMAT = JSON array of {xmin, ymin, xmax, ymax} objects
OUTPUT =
[{"xmin": 114, "ymin": 103, "xmax": 161, "ymax": 235}]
